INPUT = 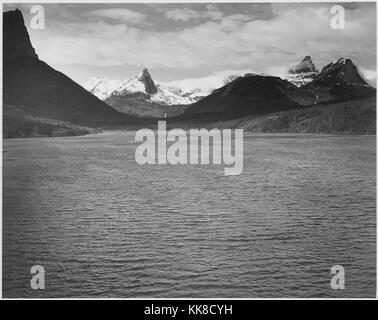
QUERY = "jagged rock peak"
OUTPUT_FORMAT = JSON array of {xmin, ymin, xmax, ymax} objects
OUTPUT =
[
  {"xmin": 138, "ymin": 68, "xmax": 150, "ymax": 79},
  {"xmin": 289, "ymin": 56, "xmax": 318, "ymax": 74},
  {"xmin": 138, "ymin": 68, "xmax": 158, "ymax": 95},
  {"xmin": 3, "ymin": 9, "xmax": 38, "ymax": 60},
  {"xmin": 317, "ymin": 57, "xmax": 368, "ymax": 85},
  {"xmin": 321, "ymin": 57, "xmax": 350, "ymax": 73}
]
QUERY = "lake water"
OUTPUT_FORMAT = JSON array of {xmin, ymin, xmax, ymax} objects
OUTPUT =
[{"xmin": 2, "ymin": 132, "xmax": 376, "ymax": 298}]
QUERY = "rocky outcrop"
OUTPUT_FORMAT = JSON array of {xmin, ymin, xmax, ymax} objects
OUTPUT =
[
  {"xmin": 294, "ymin": 57, "xmax": 376, "ymax": 105},
  {"xmin": 3, "ymin": 9, "xmax": 38, "ymax": 61},
  {"xmin": 289, "ymin": 56, "xmax": 318, "ymax": 74},
  {"xmin": 315, "ymin": 58, "xmax": 368, "ymax": 86},
  {"xmin": 138, "ymin": 68, "xmax": 158, "ymax": 95}
]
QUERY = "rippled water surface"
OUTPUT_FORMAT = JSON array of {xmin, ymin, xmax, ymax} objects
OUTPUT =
[{"xmin": 3, "ymin": 132, "xmax": 376, "ymax": 297}]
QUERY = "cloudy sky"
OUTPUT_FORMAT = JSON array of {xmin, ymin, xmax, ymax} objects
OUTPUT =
[{"xmin": 4, "ymin": 2, "xmax": 376, "ymax": 85}]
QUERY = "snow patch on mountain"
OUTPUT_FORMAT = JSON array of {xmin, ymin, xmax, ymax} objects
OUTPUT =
[
  {"xmin": 82, "ymin": 77, "xmax": 123, "ymax": 100},
  {"xmin": 112, "ymin": 77, "xmax": 146, "ymax": 95},
  {"xmin": 284, "ymin": 72, "xmax": 319, "ymax": 87},
  {"xmin": 150, "ymin": 85, "xmax": 204, "ymax": 105}
]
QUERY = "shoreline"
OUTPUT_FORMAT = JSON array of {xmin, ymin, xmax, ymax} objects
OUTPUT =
[{"xmin": 3, "ymin": 129, "xmax": 377, "ymax": 141}]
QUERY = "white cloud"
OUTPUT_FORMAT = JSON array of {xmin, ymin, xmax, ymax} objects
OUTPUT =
[
  {"xmin": 265, "ymin": 66, "xmax": 290, "ymax": 79},
  {"xmin": 359, "ymin": 67, "xmax": 377, "ymax": 86},
  {"xmin": 89, "ymin": 8, "xmax": 146, "ymax": 24},
  {"xmin": 32, "ymin": 3, "xmax": 376, "ymax": 82},
  {"xmin": 164, "ymin": 8, "xmax": 201, "ymax": 21},
  {"xmin": 163, "ymin": 69, "xmax": 255, "ymax": 94},
  {"xmin": 164, "ymin": 7, "xmax": 223, "ymax": 22}
]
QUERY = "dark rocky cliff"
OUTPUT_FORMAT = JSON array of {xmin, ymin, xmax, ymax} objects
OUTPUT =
[
  {"xmin": 3, "ymin": 9, "xmax": 141, "ymax": 130},
  {"xmin": 3, "ymin": 9, "xmax": 38, "ymax": 61}
]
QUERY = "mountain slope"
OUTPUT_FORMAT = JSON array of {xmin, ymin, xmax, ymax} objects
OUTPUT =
[
  {"xmin": 82, "ymin": 77, "xmax": 123, "ymax": 100},
  {"xmin": 3, "ymin": 103, "xmax": 98, "ymax": 138},
  {"xmin": 180, "ymin": 57, "xmax": 375, "ymax": 121},
  {"xmin": 180, "ymin": 74, "xmax": 301, "ymax": 120},
  {"xmin": 179, "ymin": 96, "xmax": 375, "ymax": 135},
  {"xmin": 294, "ymin": 58, "xmax": 376, "ymax": 105},
  {"xmin": 3, "ymin": 9, "xmax": 38, "ymax": 61},
  {"xmin": 3, "ymin": 9, "xmax": 139, "ymax": 128}
]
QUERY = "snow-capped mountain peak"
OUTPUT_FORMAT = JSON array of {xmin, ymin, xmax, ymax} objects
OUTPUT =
[
  {"xmin": 84, "ymin": 69, "xmax": 206, "ymax": 105},
  {"xmin": 317, "ymin": 57, "xmax": 369, "ymax": 86},
  {"xmin": 284, "ymin": 56, "xmax": 319, "ymax": 87}
]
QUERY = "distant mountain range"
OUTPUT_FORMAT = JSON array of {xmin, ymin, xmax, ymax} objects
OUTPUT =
[
  {"xmin": 3, "ymin": 9, "xmax": 376, "ymax": 137},
  {"xmin": 83, "ymin": 69, "xmax": 205, "ymax": 105},
  {"xmin": 82, "ymin": 57, "xmax": 322, "ymax": 104},
  {"xmin": 178, "ymin": 56, "xmax": 375, "ymax": 121},
  {"xmin": 83, "ymin": 55, "xmax": 375, "ymax": 119},
  {"xmin": 82, "ymin": 68, "xmax": 210, "ymax": 118}
]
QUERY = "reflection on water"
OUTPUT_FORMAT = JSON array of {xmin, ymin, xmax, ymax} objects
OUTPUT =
[{"xmin": 3, "ymin": 132, "xmax": 376, "ymax": 297}]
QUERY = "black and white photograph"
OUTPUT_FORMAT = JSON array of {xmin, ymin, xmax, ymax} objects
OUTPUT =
[{"xmin": 1, "ymin": 0, "xmax": 377, "ymax": 301}]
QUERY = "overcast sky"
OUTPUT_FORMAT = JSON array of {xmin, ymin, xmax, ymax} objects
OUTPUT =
[{"xmin": 5, "ymin": 2, "xmax": 376, "ymax": 85}]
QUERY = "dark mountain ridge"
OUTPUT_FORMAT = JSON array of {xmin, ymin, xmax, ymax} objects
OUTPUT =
[
  {"xmin": 3, "ymin": 9, "xmax": 38, "ymax": 61},
  {"xmin": 3, "ymin": 9, "xmax": 140, "ymax": 129},
  {"xmin": 294, "ymin": 57, "xmax": 375, "ymax": 105},
  {"xmin": 181, "ymin": 74, "xmax": 301, "ymax": 120},
  {"xmin": 179, "ymin": 56, "xmax": 375, "ymax": 121}
]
